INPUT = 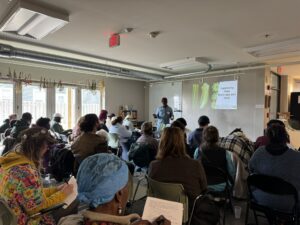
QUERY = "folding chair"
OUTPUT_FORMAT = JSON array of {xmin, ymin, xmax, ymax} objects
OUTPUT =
[{"xmin": 246, "ymin": 174, "xmax": 299, "ymax": 225}]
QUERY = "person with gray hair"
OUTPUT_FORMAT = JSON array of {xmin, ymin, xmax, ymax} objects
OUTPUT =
[
  {"xmin": 136, "ymin": 122, "xmax": 158, "ymax": 152},
  {"xmin": 58, "ymin": 153, "xmax": 170, "ymax": 225}
]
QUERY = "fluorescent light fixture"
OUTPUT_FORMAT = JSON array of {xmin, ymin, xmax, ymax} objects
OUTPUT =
[
  {"xmin": 245, "ymin": 38, "xmax": 300, "ymax": 58},
  {"xmin": 0, "ymin": 0, "xmax": 69, "ymax": 39},
  {"xmin": 160, "ymin": 57, "xmax": 208, "ymax": 70}
]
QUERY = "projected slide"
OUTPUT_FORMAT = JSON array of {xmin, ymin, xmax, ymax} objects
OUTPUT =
[{"xmin": 192, "ymin": 80, "xmax": 238, "ymax": 110}]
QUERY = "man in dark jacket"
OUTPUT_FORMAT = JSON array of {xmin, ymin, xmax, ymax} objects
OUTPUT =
[
  {"xmin": 0, "ymin": 114, "xmax": 17, "ymax": 133},
  {"xmin": 10, "ymin": 112, "xmax": 32, "ymax": 138},
  {"xmin": 188, "ymin": 115, "xmax": 210, "ymax": 152}
]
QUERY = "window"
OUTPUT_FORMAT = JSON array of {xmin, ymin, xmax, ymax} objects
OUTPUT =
[
  {"xmin": 0, "ymin": 83, "xmax": 14, "ymax": 123},
  {"xmin": 81, "ymin": 89, "xmax": 101, "ymax": 116},
  {"xmin": 55, "ymin": 87, "xmax": 76, "ymax": 129},
  {"xmin": 22, "ymin": 85, "xmax": 46, "ymax": 122}
]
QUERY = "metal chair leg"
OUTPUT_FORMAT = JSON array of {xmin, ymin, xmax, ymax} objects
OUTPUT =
[{"xmin": 253, "ymin": 210, "xmax": 259, "ymax": 225}]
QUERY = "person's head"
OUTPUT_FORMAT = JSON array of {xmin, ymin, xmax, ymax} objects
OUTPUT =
[
  {"xmin": 17, "ymin": 127, "xmax": 56, "ymax": 167},
  {"xmin": 141, "ymin": 122, "xmax": 153, "ymax": 136},
  {"xmin": 53, "ymin": 113, "xmax": 62, "ymax": 123},
  {"xmin": 171, "ymin": 120, "xmax": 185, "ymax": 132},
  {"xmin": 99, "ymin": 110, "xmax": 108, "ymax": 122},
  {"xmin": 161, "ymin": 97, "xmax": 168, "ymax": 107},
  {"xmin": 176, "ymin": 118, "xmax": 187, "ymax": 128},
  {"xmin": 107, "ymin": 113, "xmax": 116, "ymax": 119},
  {"xmin": 77, "ymin": 154, "xmax": 129, "ymax": 215},
  {"xmin": 9, "ymin": 113, "xmax": 17, "ymax": 121},
  {"xmin": 267, "ymin": 124, "xmax": 289, "ymax": 145},
  {"xmin": 21, "ymin": 112, "xmax": 32, "ymax": 125},
  {"xmin": 80, "ymin": 114, "xmax": 100, "ymax": 133},
  {"xmin": 157, "ymin": 127, "xmax": 187, "ymax": 159},
  {"xmin": 267, "ymin": 119, "xmax": 285, "ymax": 128},
  {"xmin": 202, "ymin": 126, "xmax": 219, "ymax": 148},
  {"xmin": 198, "ymin": 115, "xmax": 210, "ymax": 127},
  {"xmin": 111, "ymin": 116, "xmax": 123, "ymax": 126},
  {"xmin": 36, "ymin": 117, "xmax": 51, "ymax": 130}
]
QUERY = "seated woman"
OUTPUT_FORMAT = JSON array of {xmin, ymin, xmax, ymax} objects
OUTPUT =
[
  {"xmin": 58, "ymin": 153, "xmax": 170, "ymax": 225},
  {"xmin": 71, "ymin": 114, "xmax": 108, "ymax": 167},
  {"xmin": 194, "ymin": 126, "xmax": 236, "ymax": 192},
  {"xmin": 148, "ymin": 127, "xmax": 207, "ymax": 204},
  {"xmin": 0, "ymin": 127, "xmax": 74, "ymax": 225},
  {"xmin": 98, "ymin": 109, "xmax": 109, "ymax": 132},
  {"xmin": 109, "ymin": 116, "xmax": 132, "ymax": 161},
  {"xmin": 136, "ymin": 122, "xmax": 158, "ymax": 152},
  {"xmin": 249, "ymin": 124, "xmax": 300, "ymax": 212}
]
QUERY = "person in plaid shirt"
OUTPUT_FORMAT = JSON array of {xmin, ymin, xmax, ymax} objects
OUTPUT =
[{"xmin": 219, "ymin": 128, "xmax": 255, "ymax": 165}]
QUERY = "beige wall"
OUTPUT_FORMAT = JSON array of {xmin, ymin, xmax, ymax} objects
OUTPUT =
[{"xmin": 0, "ymin": 61, "xmax": 146, "ymax": 120}]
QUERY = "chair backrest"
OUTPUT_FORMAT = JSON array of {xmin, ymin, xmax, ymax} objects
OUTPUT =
[
  {"xmin": 147, "ymin": 176, "xmax": 188, "ymax": 223},
  {"xmin": 248, "ymin": 174, "xmax": 298, "ymax": 202},
  {"xmin": 0, "ymin": 199, "xmax": 17, "ymax": 225},
  {"xmin": 108, "ymin": 133, "xmax": 120, "ymax": 149}
]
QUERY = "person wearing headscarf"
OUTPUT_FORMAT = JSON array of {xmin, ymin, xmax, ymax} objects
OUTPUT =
[
  {"xmin": 98, "ymin": 110, "xmax": 109, "ymax": 132},
  {"xmin": 58, "ymin": 154, "xmax": 170, "ymax": 225}
]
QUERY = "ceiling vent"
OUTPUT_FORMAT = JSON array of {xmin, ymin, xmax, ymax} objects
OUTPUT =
[
  {"xmin": 245, "ymin": 38, "xmax": 300, "ymax": 58},
  {"xmin": 160, "ymin": 57, "xmax": 210, "ymax": 70},
  {"xmin": 0, "ymin": 0, "xmax": 69, "ymax": 40}
]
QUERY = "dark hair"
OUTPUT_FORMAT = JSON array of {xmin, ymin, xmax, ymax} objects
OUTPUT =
[
  {"xmin": 229, "ymin": 128, "xmax": 242, "ymax": 135},
  {"xmin": 202, "ymin": 126, "xmax": 219, "ymax": 148},
  {"xmin": 111, "ymin": 116, "xmax": 123, "ymax": 126},
  {"xmin": 99, "ymin": 110, "xmax": 108, "ymax": 121},
  {"xmin": 267, "ymin": 124, "xmax": 289, "ymax": 144},
  {"xmin": 10, "ymin": 120, "xmax": 17, "ymax": 127},
  {"xmin": 36, "ymin": 117, "xmax": 51, "ymax": 130},
  {"xmin": 176, "ymin": 118, "xmax": 187, "ymax": 127},
  {"xmin": 267, "ymin": 119, "xmax": 285, "ymax": 128},
  {"xmin": 156, "ymin": 127, "xmax": 187, "ymax": 159},
  {"xmin": 198, "ymin": 115, "xmax": 210, "ymax": 127},
  {"xmin": 18, "ymin": 127, "xmax": 55, "ymax": 168},
  {"xmin": 171, "ymin": 120, "xmax": 185, "ymax": 131},
  {"xmin": 141, "ymin": 122, "xmax": 153, "ymax": 135},
  {"xmin": 22, "ymin": 112, "xmax": 32, "ymax": 121},
  {"xmin": 80, "ymin": 114, "xmax": 99, "ymax": 132}
]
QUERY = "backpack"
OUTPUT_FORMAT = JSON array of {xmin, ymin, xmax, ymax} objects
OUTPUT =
[
  {"xmin": 49, "ymin": 146, "xmax": 75, "ymax": 182},
  {"xmin": 128, "ymin": 143, "xmax": 155, "ymax": 168}
]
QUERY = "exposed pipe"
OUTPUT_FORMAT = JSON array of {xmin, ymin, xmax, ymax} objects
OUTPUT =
[{"xmin": 0, "ymin": 44, "xmax": 164, "ymax": 81}]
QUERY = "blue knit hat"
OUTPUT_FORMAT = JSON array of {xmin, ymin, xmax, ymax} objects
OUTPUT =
[{"xmin": 76, "ymin": 153, "xmax": 129, "ymax": 208}]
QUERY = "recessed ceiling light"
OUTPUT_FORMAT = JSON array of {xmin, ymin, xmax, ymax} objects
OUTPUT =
[{"xmin": 0, "ymin": 0, "xmax": 69, "ymax": 39}]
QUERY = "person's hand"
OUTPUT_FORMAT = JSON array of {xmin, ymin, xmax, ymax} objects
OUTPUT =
[{"xmin": 60, "ymin": 184, "xmax": 74, "ymax": 196}]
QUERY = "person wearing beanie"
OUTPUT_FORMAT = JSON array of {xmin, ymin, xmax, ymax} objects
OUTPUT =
[{"xmin": 58, "ymin": 154, "xmax": 170, "ymax": 225}]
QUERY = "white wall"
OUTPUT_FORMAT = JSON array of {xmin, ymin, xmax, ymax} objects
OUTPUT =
[
  {"xmin": 0, "ymin": 61, "xmax": 146, "ymax": 120},
  {"xmin": 294, "ymin": 79, "xmax": 300, "ymax": 92}
]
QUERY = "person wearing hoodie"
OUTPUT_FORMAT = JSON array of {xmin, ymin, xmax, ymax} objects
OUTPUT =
[
  {"xmin": 10, "ymin": 112, "xmax": 32, "ymax": 138},
  {"xmin": 0, "ymin": 127, "xmax": 74, "ymax": 225}
]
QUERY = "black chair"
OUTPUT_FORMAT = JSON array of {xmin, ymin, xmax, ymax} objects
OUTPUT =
[
  {"xmin": 203, "ymin": 164, "xmax": 234, "ymax": 225},
  {"xmin": 245, "ymin": 174, "xmax": 299, "ymax": 225}
]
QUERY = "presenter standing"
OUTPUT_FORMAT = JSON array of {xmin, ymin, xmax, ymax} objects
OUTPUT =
[{"xmin": 153, "ymin": 97, "xmax": 174, "ymax": 133}]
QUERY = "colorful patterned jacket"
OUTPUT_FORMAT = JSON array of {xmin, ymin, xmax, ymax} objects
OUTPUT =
[{"xmin": 0, "ymin": 151, "xmax": 66, "ymax": 225}]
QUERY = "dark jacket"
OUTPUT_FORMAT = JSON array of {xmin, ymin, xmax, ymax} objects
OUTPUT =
[
  {"xmin": 10, "ymin": 119, "xmax": 30, "ymax": 138},
  {"xmin": 0, "ymin": 119, "xmax": 10, "ymax": 133},
  {"xmin": 148, "ymin": 157, "xmax": 207, "ymax": 200},
  {"xmin": 188, "ymin": 128, "xmax": 204, "ymax": 151}
]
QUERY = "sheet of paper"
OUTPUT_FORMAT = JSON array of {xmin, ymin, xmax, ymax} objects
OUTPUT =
[
  {"xmin": 142, "ymin": 197, "xmax": 183, "ymax": 225},
  {"xmin": 63, "ymin": 176, "xmax": 78, "ymax": 207}
]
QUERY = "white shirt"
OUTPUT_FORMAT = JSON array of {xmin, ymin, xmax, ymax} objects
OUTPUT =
[{"xmin": 109, "ymin": 123, "xmax": 132, "ymax": 143}]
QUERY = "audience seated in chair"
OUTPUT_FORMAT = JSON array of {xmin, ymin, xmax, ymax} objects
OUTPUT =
[
  {"xmin": 194, "ymin": 126, "xmax": 236, "ymax": 192},
  {"xmin": 10, "ymin": 112, "xmax": 32, "ymax": 139},
  {"xmin": 136, "ymin": 122, "xmax": 158, "ymax": 152},
  {"xmin": 109, "ymin": 116, "xmax": 132, "ymax": 161},
  {"xmin": 148, "ymin": 127, "xmax": 207, "ymax": 209},
  {"xmin": 188, "ymin": 115, "xmax": 210, "ymax": 154},
  {"xmin": 219, "ymin": 128, "xmax": 254, "ymax": 165},
  {"xmin": 58, "ymin": 153, "xmax": 170, "ymax": 225},
  {"xmin": 98, "ymin": 109, "xmax": 109, "ymax": 132},
  {"xmin": 71, "ymin": 114, "xmax": 108, "ymax": 172},
  {"xmin": 0, "ymin": 114, "xmax": 17, "ymax": 134},
  {"xmin": 249, "ymin": 123, "xmax": 300, "ymax": 212},
  {"xmin": 0, "ymin": 127, "xmax": 74, "ymax": 225}
]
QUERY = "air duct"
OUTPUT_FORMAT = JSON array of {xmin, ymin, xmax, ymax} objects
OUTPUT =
[{"xmin": 0, "ymin": 44, "xmax": 164, "ymax": 81}]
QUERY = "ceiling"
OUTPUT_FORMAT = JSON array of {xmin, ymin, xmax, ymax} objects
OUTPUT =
[{"xmin": 1, "ymin": 0, "xmax": 300, "ymax": 74}]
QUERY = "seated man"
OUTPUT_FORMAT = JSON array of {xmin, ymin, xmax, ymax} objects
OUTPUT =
[
  {"xmin": 10, "ymin": 112, "xmax": 32, "ymax": 139},
  {"xmin": 249, "ymin": 124, "xmax": 300, "ymax": 212},
  {"xmin": 51, "ymin": 113, "xmax": 72, "ymax": 135}
]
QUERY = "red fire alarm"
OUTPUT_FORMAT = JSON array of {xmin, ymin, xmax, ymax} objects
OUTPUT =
[{"xmin": 109, "ymin": 33, "xmax": 120, "ymax": 48}]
